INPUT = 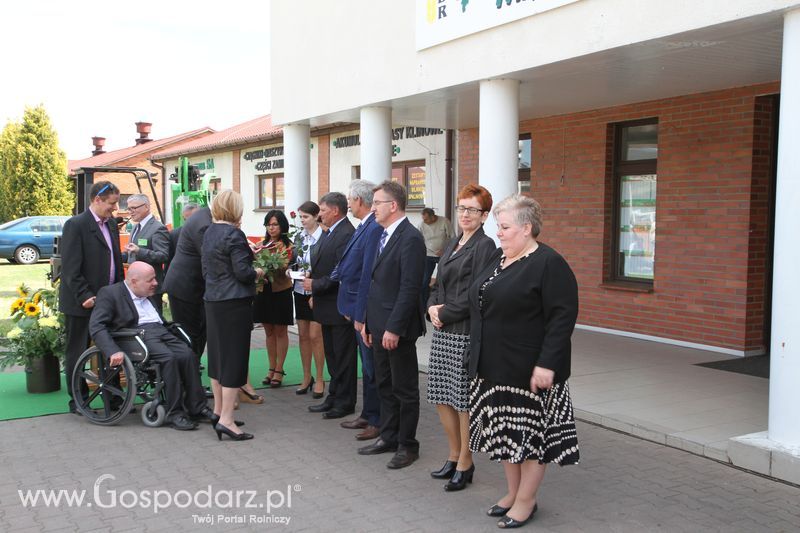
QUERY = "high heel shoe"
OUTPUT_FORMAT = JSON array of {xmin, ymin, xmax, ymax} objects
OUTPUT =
[
  {"xmin": 444, "ymin": 464, "xmax": 474, "ymax": 491},
  {"xmin": 209, "ymin": 413, "xmax": 245, "ymax": 427},
  {"xmin": 430, "ymin": 460, "xmax": 458, "ymax": 479},
  {"xmin": 214, "ymin": 422, "xmax": 253, "ymax": 441},
  {"xmin": 261, "ymin": 368, "xmax": 276, "ymax": 386},
  {"xmin": 312, "ymin": 381, "xmax": 325, "ymax": 399},
  {"xmin": 238, "ymin": 387, "xmax": 264, "ymax": 404},
  {"xmin": 496, "ymin": 503, "xmax": 538, "ymax": 529},
  {"xmin": 269, "ymin": 369, "xmax": 286, "ymax": 388},
  {"xmin": 487, "ymin": 504, "xmax": 511, "ymax": 517},
  {"xmin": 295, "ymin": 376, "xmax": 315, "ymax": 395}
]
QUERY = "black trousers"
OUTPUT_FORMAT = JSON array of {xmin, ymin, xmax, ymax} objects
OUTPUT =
[
  {"xmin": 372, "ymin": 332, "xmax": 420, "ymax": 452},
  {"xmin": 167, "ymin": 295, "xmax": 206, "ymax": 358},
  {"xmin": 321, "ymin": 323, "xmax": 358, "ymax": 411},
  {"xmin": 140, "ymin": 323, "xmax": 207, "ymax": 418},
  {"xmin": 64, "ymin": 314, "xmax": 91, "ymax": 405}
]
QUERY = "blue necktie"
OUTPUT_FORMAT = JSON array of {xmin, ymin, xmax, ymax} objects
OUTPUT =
[{"xmin": 378, "ymin": 230, "xmax": 388, "ymax": 255}]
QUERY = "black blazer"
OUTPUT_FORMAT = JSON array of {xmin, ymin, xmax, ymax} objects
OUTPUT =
[
  {"xmin": 201, "ymin": 223, "xmax": 258, "ymax": 302},
  {"xmin": 366, "ymin": 218, "xmax": 426, "ymax": 339},
  {"xmin": 124, "ymin": 216, "xmax": 170, "ymax": 291},
  {"xmin": 428, "ymin": 226, "xmax": 498, "ymax": 335},
  {"xmin": 311, "ymin": 217, "xmax": 355, "ymax": 326},
  {"xmin": 163, "ymin": 207, "xmax": 212, "ymax": 303},
  {"xmin": 89, "ymin": 281, "xmax": 164, "ymax": 358},
  {"xmin": 468, "ymin": 243, "xmax": 579, "ymax": 389},
  {"xmin": 59, "ymin": 209, "xmax": 124, "ymax": 317}
]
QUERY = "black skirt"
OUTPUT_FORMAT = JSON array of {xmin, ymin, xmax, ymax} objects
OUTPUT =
[
  {"xmin": 252, "ymin": 286, "xmax": 294, "ymax": 325},
  {"xmin": 205, "ymin": 297, "xmax": 253, "ymax": 388},
  {"xmin": 293, "ymin": 291, "xmax": 315, "ymax": 321}
]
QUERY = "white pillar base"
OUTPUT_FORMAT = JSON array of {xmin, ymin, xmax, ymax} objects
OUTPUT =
[
  {"xmin": 478, "ymin": 78, "xmax": 520, "ymax": 243},
  {"xmin": 728, "ymin": 432, "xmax": 800, "ymax": 485},
  {"xmin": 768, "ymin": 8, "xmax": 800, "ymax": 446},
  {"xmin": 283, "ymin": 124, "xmax": 311, "ymax": 215}
]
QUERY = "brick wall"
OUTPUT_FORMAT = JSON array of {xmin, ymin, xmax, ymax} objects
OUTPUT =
[
  {"xmin": 232, "ymin": 149, "xmax": 241, "ymax": 192},
  {"xmin": 457, "ymin": 82, "xmax": 779, "ymax": 352},
  {"xmin": 318, "ymin": 134, "xmax": 330, "ymax": 198}
]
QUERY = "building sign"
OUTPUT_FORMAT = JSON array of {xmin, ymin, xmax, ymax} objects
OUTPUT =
[
  {"xmin": 416, "ymin": 0, "xmax": 580, "ymax": 50},
  {"xmin": 407, "ymin": 165, "xmax": 426, "ymax": 208},
  {"xmin": 332, "ymin": 128, "xmax": 444, "ymax": 158},
  {"xmin": 243, "ymin": 145, "xmax": 284, "ymax": 172}
]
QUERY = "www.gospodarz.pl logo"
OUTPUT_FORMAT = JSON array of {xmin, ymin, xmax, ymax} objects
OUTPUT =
[{"xmin": 18, "ymin": 474, "xmax": 299, "ymax": 519}]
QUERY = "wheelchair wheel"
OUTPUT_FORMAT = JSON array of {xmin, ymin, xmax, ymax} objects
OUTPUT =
[
  {"xmin": 71, "ymin": 346, "xmax": 136, "ymax": 426},
  {"xmin": 141, "ymin": 401, "xmax": 166, "ymax": 427}
]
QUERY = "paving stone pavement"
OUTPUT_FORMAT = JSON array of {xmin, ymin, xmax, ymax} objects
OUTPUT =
[{"xmin": 1, "ymin": 375, "xmax": 799, "ymax": 533}]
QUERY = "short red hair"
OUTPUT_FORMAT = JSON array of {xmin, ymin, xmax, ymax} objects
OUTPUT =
[{"xmin": 457, "ymin": 183, "xmax": 493, "ymax": 212}]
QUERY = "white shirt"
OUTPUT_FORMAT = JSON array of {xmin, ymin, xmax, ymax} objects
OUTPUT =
[
  {"xmin": 131, "ymin": 213, "xmax": 153, "ymax": 241},
  {"xmin": 382, "ymin": 216, "xmax": 407, "ymax": 244},
  {"xmin": 294, "ymin": 226, "xmax": 323, "ymax": 294},
  {"xmin": 124, "ymin": 282, "xmax": 162, "ymax": 325}
]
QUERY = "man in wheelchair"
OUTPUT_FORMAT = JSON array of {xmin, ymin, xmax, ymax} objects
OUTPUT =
[{"xmin": 89, "ymin": 262, "xmax": 215, "ymax": 430}]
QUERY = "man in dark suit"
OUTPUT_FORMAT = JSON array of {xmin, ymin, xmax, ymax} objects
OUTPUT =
[
  {"xmin": 358, "ymin": 180, "xmax": 426, "ymax": 469},
  {"xmin": 59, "ymin": 181, "xmax": 125, "ymax": 414},
  {"xmin": 333, "ymin": 180, "xmax": 383, "ymax": 440},
  {"xmin": 90, "ymin": 262, "xmax": 212, "ymax": 430},
  {"xmin": 304, "ymin": 192, "xmax": 357, "ymax": 419},
  {"xmin": 168, "ymin": 202, "xmax": 199, "ymax": 267},
  {"xmin": 163, "ymin": 206, "xmax": 212, "ymax": 358},
  {"xmin": 122, "ymin": 194, "xmax": 169, "ymax": 313}
]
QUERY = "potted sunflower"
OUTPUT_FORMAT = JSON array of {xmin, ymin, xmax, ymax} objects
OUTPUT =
[{"xmin": 1, "ymin": 283, "xmax": 66, "ymax": 393}]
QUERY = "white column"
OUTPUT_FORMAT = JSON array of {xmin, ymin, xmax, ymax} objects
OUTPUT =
[
  {"xmin": 769, "ymin": 9, "xmax": 800, "ymax": 446},
  {"xmin": 479, "ymin": 79, "xmax": 520, "ymax": 242},
  {"xmin": 360, "ymin": 107, "xmax": 392, "ymax": 184},
  {"xmin": 283, "ymin": 123, "xmax": 310, "ymax": 214}
]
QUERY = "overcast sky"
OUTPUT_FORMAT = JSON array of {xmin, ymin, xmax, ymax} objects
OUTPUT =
[{"xmin": 0, "ymin": 1, "xmax": 271, "ymax": 160}]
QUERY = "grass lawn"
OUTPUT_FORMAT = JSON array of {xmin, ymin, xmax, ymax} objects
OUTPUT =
[{"xmin": 0, "ymin": 261, "xmax": 51, "ymax": 327}]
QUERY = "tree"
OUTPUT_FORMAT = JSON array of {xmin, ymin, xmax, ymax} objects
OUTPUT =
[{"xmin": 0, "ymin": 105, "xmax": 73, "ymax": 222}]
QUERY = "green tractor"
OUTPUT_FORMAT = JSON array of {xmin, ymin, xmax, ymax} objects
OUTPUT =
[{"xmin": 170, "ymin": 156, "xmax": 218, "ymax": 229}]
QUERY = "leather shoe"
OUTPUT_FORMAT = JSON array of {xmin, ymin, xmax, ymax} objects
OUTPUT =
[
  {"xmin": 387, "ymin": 449, "xmax": 419, "ymax": 469},
  {"xmin": 191, "ymin": 407, "xmax": 245, "ymax": 427},
  {"xmin": 322, "ymin": 407, "xmax": 354, "ymax": 420},
  {"xmin": 170, "ymin": 414, "xmax": 198, "ymax": 431},
  {"xmin": 497, "ymin": 503, "xmax": 537, "ymax": 528},
  {"xmin": 358, "ymin": 438, "xmax": 398, "ymax": 455},
  {"xmin": 430, "ymin": 460, "xmax": 457, "ymax": 479},
  {"xmin": 355, "ymin": 425, "xmax": 380, "ymax": 441},
  {"xmin": 340, "ymin": 417, "xmax": 369, "ymax": 429},
  {"xmin": 308, "ymin": 402, "xmax": 332, "ymax": 413}
]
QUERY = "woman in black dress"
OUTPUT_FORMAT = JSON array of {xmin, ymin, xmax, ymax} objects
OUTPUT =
[
  {"xmin": 468, "ymin": 194, "xmax": 580, "ymax": 528},
  {"xmin": 202, "ymin": 190, "xmax": 263, "ymax": 441},
  {"xmin": 252, "ymin": 210, "xmax": 294, "ymax": 387},
  {"xmin": 427, "ymin": 184, "xmax": 497, "ymax": 491}
]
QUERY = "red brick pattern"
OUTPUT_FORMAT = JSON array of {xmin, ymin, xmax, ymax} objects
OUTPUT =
[
  {"xmin": 318, "ymin": 134, "xmax": 330, "ymax": 198},
  {"xmin": 456, "ymin": 82, "xmax": 779, "ymax": 351},
  {"xmin": 232, "ymin": 149, "xmax": 241, "ymax": 192}
]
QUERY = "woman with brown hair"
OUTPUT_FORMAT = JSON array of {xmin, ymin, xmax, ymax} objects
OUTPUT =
[
  {"xmin": 427, "ymin": 184, "xmax": 497, "ymax": 491},
  {"xmin": 252, "ymin": 209, "xmax": 294, "ymax": 388}
]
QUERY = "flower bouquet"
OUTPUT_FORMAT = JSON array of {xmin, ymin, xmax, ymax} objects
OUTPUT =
[
  {"xmin": 1, "ymin": 283, "xmax": 66, "ymax": 370},
  {"xmin": 253, "ymin": 241, "xmax": 291, "ymax": 292}
]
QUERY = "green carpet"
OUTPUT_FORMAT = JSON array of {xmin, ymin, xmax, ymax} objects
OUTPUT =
[{"xmin": 0, "ymin": 346, "xmax": 359, "ymax": 421}]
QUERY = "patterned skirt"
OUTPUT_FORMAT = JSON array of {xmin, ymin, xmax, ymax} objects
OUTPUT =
[
  {"xmin": 468, "ymin": 377, "xmax": 580, "ymax": 465},
  {"xmin": 426, "ymin": 330, "xmax": 471, "ymax": 411}
]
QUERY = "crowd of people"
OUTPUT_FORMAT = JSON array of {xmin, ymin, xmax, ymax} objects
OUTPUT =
[{"xmin": 59, "ymin": 177, "xmax": 581, "ymax": 528}]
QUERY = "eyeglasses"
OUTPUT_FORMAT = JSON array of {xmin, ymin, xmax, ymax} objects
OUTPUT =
[
  {"xmin": 455, "ymin": 206, "xmax": 484, "ymax": 215},
  {"xmin": 372, "ymin": 199, "xmax": 395, "ymax": 206},
  {"xmin": 266, "ymin": 223, "xmax": 281, "ymax": 227},
  {"xmin": 127, "ymin": 204, "xmax": 145, "ymax": 211}
]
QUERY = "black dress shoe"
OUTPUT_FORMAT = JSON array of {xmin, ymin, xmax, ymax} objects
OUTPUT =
[
  {"xmin": 322, "ymin": 407, "xmax": 354, "ymax": 420},
  {"xmin": 487, "ymin": 504, "xmax": 511, "ymax": 517},
  {"xmin": 308, "ymin": 402, "xmax": 332, "ymax": 413},
  {"xmin": 430, "ymin": 460, "xmax": 457, "ymax": 479},
  {"xmin": 192, "ymin": 408, "xmax": 244, "ymax": 427},
  {"xmin": 357, "ymin": 438, "xmax": 398, "ymax": 455},
  {"xmin": 387, "ymin": 449, "xmax": 419, "ymax": 469},
  {"xmin": 444, "ymin": 464, "xmax": 474, "ymax": 491},
  {"xmin": 204, "ymin": 387, "xmax": 214, "ymax": 399},
  {"xmin": 170, "ymin": 414, "xmax": 199, "ymax": 431},
  {"xmin": 497, "ymin": 504, "xmax": 538, "ymax": 529},
  {"xmin": 214, "ymin": 423, "xmax": 254, "ymax": 441}
]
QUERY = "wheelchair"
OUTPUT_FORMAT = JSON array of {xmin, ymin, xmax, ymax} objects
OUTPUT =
[{"xmin": 69, "ymin": 324, "xmax": 192, "ymax": 427}]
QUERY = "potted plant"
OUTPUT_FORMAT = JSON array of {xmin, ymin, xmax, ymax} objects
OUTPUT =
[{"xmin": 1, "ymin": 283, "xmax": 66, "ymax": 393}]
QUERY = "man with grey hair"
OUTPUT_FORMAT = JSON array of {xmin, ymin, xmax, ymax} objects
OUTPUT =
[
  {"xmin": 123, "ymin": 194, "xmax": 169, "ymax": 313},
  {"xmin": 168, "ymin": 202, "xmax": 200, "ymax": 267},
  {"xmin": 329, "ymin": 180, "xmax": 384, "ymax": 440}
]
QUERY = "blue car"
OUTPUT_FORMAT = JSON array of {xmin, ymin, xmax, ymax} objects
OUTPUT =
[{"xmin": 0, "ymin": 216, "xmax": 70, "ymax": 264}]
